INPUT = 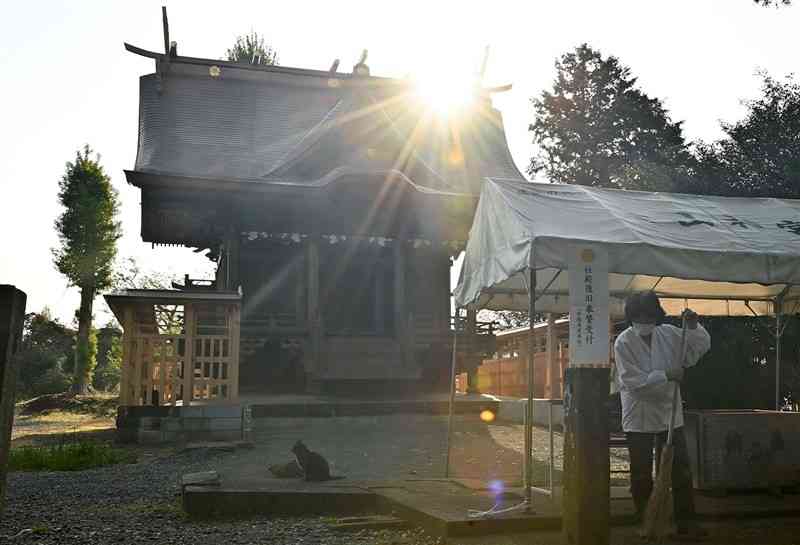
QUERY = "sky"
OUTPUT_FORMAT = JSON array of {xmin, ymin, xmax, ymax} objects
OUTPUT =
[{"xmin": 1, "ymin": 0, "xmax": 799, "ymax": 326}]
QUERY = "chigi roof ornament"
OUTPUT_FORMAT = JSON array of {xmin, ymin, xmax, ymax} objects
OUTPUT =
[{"xmin": 352, "ymin": 49, "xmax": 370, "ymax": 76}]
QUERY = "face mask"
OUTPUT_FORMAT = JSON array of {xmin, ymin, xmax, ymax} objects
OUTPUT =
[{"xmin": 632, "ymin": 323, "xmax": 655, "ymax": 336}]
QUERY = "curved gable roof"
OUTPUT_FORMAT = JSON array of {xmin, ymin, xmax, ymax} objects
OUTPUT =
[{"xmin": 131, "ymin": 51, "xmax": 525, "ymax": 194}]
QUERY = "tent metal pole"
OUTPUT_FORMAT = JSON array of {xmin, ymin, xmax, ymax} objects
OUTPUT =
[
  {"xmin": 525, "ymin": 266, "xmax": 536, "ymax": 510},
  {"xmin": 445, "ymin": 312, "xmax": 459, "ymax": 478},
  {"xmin": 775, "ymin": 297, "xmax": 783, "ymax": 411}
]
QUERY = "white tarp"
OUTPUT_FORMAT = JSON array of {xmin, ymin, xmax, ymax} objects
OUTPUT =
[{"xmin": 454, "ymin": 178, "xmax": 800, "ymax": 316}]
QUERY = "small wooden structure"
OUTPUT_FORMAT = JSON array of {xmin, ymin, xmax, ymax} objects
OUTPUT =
[{"xmin": 106, "ymin": 289, "xmax": 242, "ymax": 406}]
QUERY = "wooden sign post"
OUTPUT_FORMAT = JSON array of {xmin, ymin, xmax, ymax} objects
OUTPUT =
[
  {"xmin": 563, "ymin": 367, "xmax": 610, "ymax": 545},
  {"xmin": 0, "ymin": 285, "xmax": 26, "ymax": 516}
]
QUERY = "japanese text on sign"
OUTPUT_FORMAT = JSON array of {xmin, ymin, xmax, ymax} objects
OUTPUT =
[{"xmin": 568, "ymin": 246, "xmax": 610, "ymax": 366}]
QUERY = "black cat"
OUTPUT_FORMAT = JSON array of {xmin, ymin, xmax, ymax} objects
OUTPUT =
[{"xmin": 291, "ymin": 440, "xmax": 344, "ymax": 482}]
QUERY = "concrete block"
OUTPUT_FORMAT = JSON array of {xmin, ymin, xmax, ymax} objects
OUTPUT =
[
  {"xmin": 160, "ymin": 431, "xmax": 180, "ymax": 443},
  {"xmin": 182, "ymin": 471, "xmax": 221, "ymax": 487},
  {"xmin": 201, "ymin": 405, "xmax": 242, "ymax": 419},
  {"xmin": 175, "ymin": 406, "xmax": 204, "ymax": 418},
  {"xmin": 136, "ymin": 430, "xmax": 165, "ymax": 444},
  {"xmin": 161, "ymin": 418, "xmax": 184, "ymax": 432},
  {"xmin": 137, "ymin": 417, "xmax": 162, "ymax": 430},
  {"xmin": 182, "ymin": 417, "xmax": 212, "ymax": 431},
  {"xmin": 207, "ymin": 418, "xmax": 243, "ymax": 432}
]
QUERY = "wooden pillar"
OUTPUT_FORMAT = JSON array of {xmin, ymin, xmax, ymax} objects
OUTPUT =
[
  {"xmin": 229, "ymin": 303, "xmax": 241, "ymax": 401},
  {"xmin": 120, "ymin": 307, "xmax": 135, "ymax": 405},
  {"xmin": 546, "ymin": 314, "xmax": 558, "ymax": 398},
  {"xmin": 307, "ymin": 238, "xmax": 321, "ymax": 376},
  {"xmin": 225, "ymin": 227, "xmax": 240, "ymax": 291},
  {"xmin": 132, "ymin": 313, "xmax": 143, "ymax": 406},
  {"xmin": 0, "ymin": 285, "xmax": 26, "ymax": 516},
  {"xmin": 394, "ymin": 239, "xmax": 410, "ymax": 367},
  {"xmin": 182, "ymin": 304, "xmax": 195, "ymax": 406},
  {"xmin": 465, "ymin": 306, "xmax": 479, "ymax": 394},
  {"xmin": 563, "ymin": 367, "xmax": 610, "ymax": 545}
]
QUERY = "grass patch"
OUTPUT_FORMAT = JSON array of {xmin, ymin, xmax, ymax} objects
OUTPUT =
[{"xmin": 9, "ymin": 441, "xmax": 136, "ymax": 472}]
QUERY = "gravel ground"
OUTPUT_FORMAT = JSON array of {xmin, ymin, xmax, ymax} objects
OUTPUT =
[
  {"xmin": 1, "ymin": 448, "xmax": 444, "ymax": 544},
  {"xmin": 218, "ymin": 415, "xmax": 630, "ymax": 489}
]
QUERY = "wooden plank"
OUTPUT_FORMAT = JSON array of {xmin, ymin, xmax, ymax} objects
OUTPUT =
[
  {"xmin": 229, "ymin": 304, "xmax": 241, "ymax": 401},
  {"xmin": 562, "ymin": 367, "xmax": 610, "ymax": 545},
  {"xmin": 183, "ymin": 304, "xmax": 195, "ymax": 406},
  {"xmin": 307, "ymin": 238, "xmax": 321, "ymax": 375},
  {"xmin": 132, "ymin": 336, "xmax": 142, "ymax": 406},
  {"xmin": 0, "ymin": 285, "xmax": 26, "ymax": 516},
  {"xmin": 546, "ymin": 314, "xmax": 558, "ymax": 399},
  {"xmin": 394, "ymin": 240, "xmax": 406, "ymax": 365},
  {"xmin": 120, "ymin": 307, "xmax": 134, "ymax": 405}
]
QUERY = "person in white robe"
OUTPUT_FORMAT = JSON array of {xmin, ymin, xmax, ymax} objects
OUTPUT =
[{"xmin": 614, "ymin": 291, "xmax": 711, "ymax": 539}]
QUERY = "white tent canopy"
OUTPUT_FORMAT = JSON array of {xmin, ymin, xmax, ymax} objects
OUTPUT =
[{"xmin": 454, "ymin": 178, "xmax": 800, "ymax": 317}]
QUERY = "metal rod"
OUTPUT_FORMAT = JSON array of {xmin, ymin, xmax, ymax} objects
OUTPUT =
[
  {"xmin": 445, "ymin": 315, "xmax": 459, "ymax": 478},
  {"xmin": 776, "ymin": 298, "xmax": 783, "ymax": 411},
  {"xmin": 548, "ymin": 400, "xmax": 554, "ymax": 494},
  {"xmin": 525, "ymin": 266, "xmax": 536, "ymax": 510}
]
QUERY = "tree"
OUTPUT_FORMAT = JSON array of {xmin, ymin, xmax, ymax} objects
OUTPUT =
[
  {"xmin": 226, "ymin": 32, "xmax": 278, "ymax": 65},
  {"xmin": 112, "ymin": 257, "xmax": 172, "ymax": 290},
  {"xmin": 93, "ymin": 326, "xmax": 122, "ymax": 392},
  {"xmin": 16, "ymin": 311, "xmax": 75, "ymax": 398},
  {"xmin": 691, "ymin": 74, "xmax": 800, "ymax": 198},
  {"xmin": 53, "ymin": 146, "xmax": 121, "ymax": 394},
  {"xmin": 529, "ymin": 44, "xmax": 692, "ymax": 191}
]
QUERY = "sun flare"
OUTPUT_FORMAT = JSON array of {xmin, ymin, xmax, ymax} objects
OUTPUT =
[{"xmin": 413, "ymin": 70, "xmax": 477, "ymax": 115}]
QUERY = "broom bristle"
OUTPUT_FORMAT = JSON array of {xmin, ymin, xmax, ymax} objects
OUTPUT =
[{"xmin": 642, "ymin": 446, "xmax": 675, "ymax": 541}]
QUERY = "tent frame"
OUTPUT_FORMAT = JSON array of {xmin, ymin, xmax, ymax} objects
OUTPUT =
[{"xmin": 446, "ymin": 265, "xmax": 794, "ymax": 510}]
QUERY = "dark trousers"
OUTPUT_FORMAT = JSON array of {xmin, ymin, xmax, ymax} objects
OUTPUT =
[{"xmin": 626, "ymin": 428, "xmax": 696, "ymax": 526}]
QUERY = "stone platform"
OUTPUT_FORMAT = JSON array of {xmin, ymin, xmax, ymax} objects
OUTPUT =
[
  {"xmin": 116, "ymin": 404, "xmax": 243, "ymax": 444},
  {"xmin": 241, "ymin": 392, "xmax": 500, "ymax": 418},
  {"xmin": 182, "ymin": 476, "xmax": 800, "ymax": 537}
]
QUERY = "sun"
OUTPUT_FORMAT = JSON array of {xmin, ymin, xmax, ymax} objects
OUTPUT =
[{"xmin": 413, "ymin": 69, "xmax": 477, "ymax": 115}]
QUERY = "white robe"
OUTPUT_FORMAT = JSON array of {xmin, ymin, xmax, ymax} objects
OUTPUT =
[{"xmin": 613, "ymin": 324, "xmax": 711, "ymax": 433}]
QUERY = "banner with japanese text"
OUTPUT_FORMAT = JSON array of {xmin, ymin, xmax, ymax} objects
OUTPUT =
[{"xmin": 568, "ymin": 245, "xmax": 610, "ymax": 366}]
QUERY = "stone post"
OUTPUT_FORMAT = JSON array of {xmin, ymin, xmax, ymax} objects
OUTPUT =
[
  {"xmin": 0, "ymin": 285, "xmax": 26, "ymax": 515},
  {"xmin": 562, "ymin": 366, "xmax": 610, "ymax": 545}
]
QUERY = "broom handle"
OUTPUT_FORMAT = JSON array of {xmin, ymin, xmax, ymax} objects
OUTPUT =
[{"xmin": 667, "ymin": 317, "xmax": 689, "ymax": 446}]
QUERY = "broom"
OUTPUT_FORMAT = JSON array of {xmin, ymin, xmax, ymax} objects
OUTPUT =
[{"xmin": 641, "ymin": 317, "xmax": 688, "ymax": 541}]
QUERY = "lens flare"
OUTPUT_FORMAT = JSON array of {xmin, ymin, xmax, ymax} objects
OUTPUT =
[
  {"xmin": 488, "ymin": 479, "xmax": 505, "ymax": 496},
  {"xmin": 480, "ymin": 409, "xmax": 496, "ymax": 423}
]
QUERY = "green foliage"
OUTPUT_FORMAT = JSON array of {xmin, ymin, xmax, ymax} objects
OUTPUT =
[
  {"xmin": 226, "ymin": 32, "xmax": 278, "ymax": 65},
  {"xmin": 16, "ymin": 312, "xmax": 75, "ymax": 398},
  {"xmin": 691, "ymin": 74, "xmax": 800, "ymax": 198},
  {"xmin": 93, "ymin": 328, "xmax": 122, "ymax": 392},
  {"xmin": 754, "ymin": 0, "xmax": 791, "ymax": 6},
  {"xmin": 9, "ymin": 441, "xmax": 135, "ymax": 472},
  {"xmin": 53, "ymin": 146, "xmax": 121, "ymax": 292},
  {"xmin": 529, "ymin": 44, "xmax": 691, "ymax": 191},
  {"xmin": 53, "ymin": 146, "xmax": 121, "ymax": 392}
]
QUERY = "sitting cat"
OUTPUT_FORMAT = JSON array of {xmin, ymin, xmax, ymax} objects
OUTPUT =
[{"xmin": 291, "ymin": 440, "xmax": 344, "ymax": 482}]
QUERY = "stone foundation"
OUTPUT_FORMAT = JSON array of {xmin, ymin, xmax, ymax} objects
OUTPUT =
[{"xmin": 116, "ymin": 405, "xmax": 243, "ymax": 444}]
